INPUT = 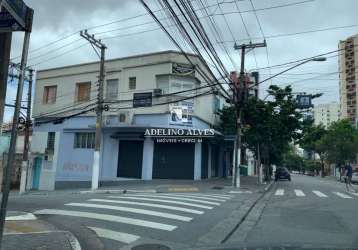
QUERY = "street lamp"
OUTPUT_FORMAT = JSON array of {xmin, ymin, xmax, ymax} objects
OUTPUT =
[{"xmin": 251, "ymin": 56, "xmax": 327, "ymax": 88}]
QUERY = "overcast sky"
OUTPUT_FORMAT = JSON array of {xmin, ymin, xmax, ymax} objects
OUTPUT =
[{"xmin": 4, "ymin": 0, "xmax": 358, "ymax": 121}]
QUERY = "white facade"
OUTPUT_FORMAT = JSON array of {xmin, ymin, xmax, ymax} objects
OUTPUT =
[
  {"xmin": 313, "ymin": 102, "xmax": 340, "ymax": 128},
  {"xmin": 30, "ymin": 51, "xmax": 230, "ymax": 190}
]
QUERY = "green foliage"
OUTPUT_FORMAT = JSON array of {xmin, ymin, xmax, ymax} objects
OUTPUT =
[
  {"xmin": 318, "ymin": 120, "xmax": 358, "ymax": 164},
  {"xmin": 283, "ymin": 147, "xmax": 304, "ymax": 171},
  {"xmin": 216, "ymin": 105, "xmax": 236, "ymax": 135}
]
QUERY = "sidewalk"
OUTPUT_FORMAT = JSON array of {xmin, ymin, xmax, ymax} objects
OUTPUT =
[
  {"xmin": 2, "ymin": 211, "xmax": 79, "ymax": 250},
  {"xmin": 16, "ymin": 176, "xmax": 269, "ymax": 196}
]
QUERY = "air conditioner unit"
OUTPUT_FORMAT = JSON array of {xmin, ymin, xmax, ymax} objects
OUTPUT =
[
  {"xmin": 153, "ymin": 88, "xmax": 163, "ymax": 96},
  {"xmin": 118, "ymin": 111, "xmax": 133, "ymax": 124}
]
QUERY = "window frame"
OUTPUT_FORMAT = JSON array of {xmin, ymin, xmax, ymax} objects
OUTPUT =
[
  {"xmin": 129, "ymin": 77, "xmax": 136, "ymax": 90},
  {"xmin": 105, "ymin": 79, "xmax": 119, "ymax": 100},
  {"xmin": 74, "ymin": 132, "xmax": 95, "ymax": 149},
  {"xmin": 43, "ymin": 85, "xmax": 57, "ymax": 104},
  {"xmin": 75, "ymin": 82, "xmax": 91, "ymax": 103}
]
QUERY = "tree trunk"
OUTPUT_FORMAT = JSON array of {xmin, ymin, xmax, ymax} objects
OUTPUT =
[{"xmin": 320, "ymin": 157, "xmax": 325, "ymax": 178}]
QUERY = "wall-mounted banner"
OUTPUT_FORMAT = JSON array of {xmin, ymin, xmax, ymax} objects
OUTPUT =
[
  {"xmin": 144, "ymin": 128, "xmax": 215, "ymax": 143},
  {"xmin": 172, "ymin": 63, "xmax": 195, "ymax": 76},
  {"xmin": 169, "ymin": 101, "xmax": 193, "ymax": 126}
]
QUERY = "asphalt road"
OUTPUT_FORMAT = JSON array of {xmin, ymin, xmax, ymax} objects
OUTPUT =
[
  {"xmin": 234, "ymin": 174, "xmax": 358, "ymax": 249},
  {"xmin": 7, "ymin": 189, "xmax": 260, "ymax": 250}
]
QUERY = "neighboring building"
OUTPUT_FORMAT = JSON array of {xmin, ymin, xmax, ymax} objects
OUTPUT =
[
  {"xmin": 338, "ymin": 34, "xmax": 358, "ymax": 125},
  {"xmin": 313, "ymin": 102, "xmax": 340, "ymax": 128},
  {"xmin": 31, "ymin": 50, "xmax": 230, "ymax": 190}
]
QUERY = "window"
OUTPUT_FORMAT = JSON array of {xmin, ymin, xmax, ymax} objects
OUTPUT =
[
  {"xmin": 106, "ymin": 79, "xmax": 119, "ymax": 100},
  {"xmin": 47, "ymin": 132, "xmax": 55, "ymax": 151},
  {"xmin": 74, "ymin": 133, "xmax": 95, "ymax": 149},
  {"xmin": 129, "ymin": 77, "xmax": 136, "ymax": 90},
  {"xmin": 43, "ymin": 86, "xmax": 57, "ymax": 104},
  {"xmin": 170, "ymin": 82, "xmax": 194, "ymax": 95},
  {"xmin": 76, "ymin": 82, "xmax": 91, "ymax": 102}
]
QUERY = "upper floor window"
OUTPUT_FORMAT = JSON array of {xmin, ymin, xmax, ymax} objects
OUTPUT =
[
  {"xmin": 76, "ymin": 82, "xmax": 91, "ymax": 102},
  {"xmin": 43, "ymin": 85, "xmax": 57, "ymax": 104},
  {"xmin": 129, "ymin": 77, "xmax": 136, "ymax": 90},
  {"xmin": 170, "ymin": 82, "xmax": 194, "ymax": 95},
  {"xmin": 47, "ymin": 132, "xmax": 55, "ymax": 151},
  {"xmin": 106, "ymin": 79, "xmax": 119, "ymax": 100}
]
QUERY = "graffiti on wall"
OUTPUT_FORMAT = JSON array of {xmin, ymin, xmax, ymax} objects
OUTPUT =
[{"xmin": 63, "ymin": 162, "xmax": 90, "ymax": 172}]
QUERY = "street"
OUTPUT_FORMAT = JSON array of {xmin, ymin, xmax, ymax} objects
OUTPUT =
[{"xmin": 3, "ymin": 175, "xmax": 358, "ymax": 249}]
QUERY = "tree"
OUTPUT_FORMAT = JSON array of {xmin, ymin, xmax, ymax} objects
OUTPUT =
[
  {"xmin": 299, "ymin": 120, "xmax": 327, "ymax": 176},
  {"xmin": 217, "ymin": 85, "xmax": 304, "ymax": 181},
  {"xmin": 318, "ymin": 119, "xmax": 358, "ymax": 165}
]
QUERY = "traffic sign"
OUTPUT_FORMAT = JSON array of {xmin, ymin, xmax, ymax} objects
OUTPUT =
[
  {"xmin": 0, "ymin": 0, "xmax": 27, "ymax": 28},
  {"xmin": 0, "ymin": 12, "xmax": 23, "ymax": 32}
]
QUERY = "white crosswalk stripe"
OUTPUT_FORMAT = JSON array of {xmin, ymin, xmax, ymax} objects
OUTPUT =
[
  {"xmin": 312, "ymin": 190, "xmax": 328, "ymax": 198},
  {"xmin": 349, "ymin": 192, "xmax": 358, "ymax": 196},
  {"xmin": 154, "ymin": 193, "xmax": 228, "ymax": 202},
  {"xmin": 107, "ymin": 196, "xmax": 214, "ymax": 209},
  {"xmin": 89, "ymin": 198, "xmax": 204, "ymax": 214},
  {"xmin": 275, "ymin": 189, "xmax": 284, "ymax": 196},
  {"xmin": 65, "ymin": 202, "xmax": 193, "ymax": 221},
  {"xmin": 332, "ymin": 192, "xmax": 352, "ymax": 199},
  {"xmin": 176, "ymin": 193, "xmax": 233, "ymax": 199},
  {"xmin": 294, "ymin": 189, "xmax": 305, "ymax": 197},
  {"xmin": 34, "ymin": 209, "xmax": 177, "ymax": 231},
  {"xmin": 126, "ymin": 194, "xmax": 221, "ymax": 205},
  {"xmin": 88, "ymin": 227, "xmax": 140, "ymax": 244}
]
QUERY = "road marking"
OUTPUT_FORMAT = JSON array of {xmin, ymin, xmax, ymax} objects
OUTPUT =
[
  {"xmin": 294, "ymin": 189, "xmax": 305, "ymax": 197},
  {"xmin": 108, "ymin": 196, "xmax": 213, "ymax": 209},
  {"xmin": 34, "ymin": 209, "xmax": 177, "ymax": 231},
  {"xmin": 176, "ymin": 193, "xmax": 233, "ymax": 199},
  {"xmin": 228, "ymin": 190, "xmax": 253, "ymax": 194},
  {"xmin": 88, "ymin": 227, "xmax": 139, "ymax": 244},
  {"xmin": 65, "ymin": 203, "xmax": 192, "ymax": 222},
  {"xmin": 156, "ymin": 193, "xmax": 228, "ymax": 202},
  {"xmin": 275, "ymin": 189, "xmax": 284, "ymax": 196},
  {"xmin": 5, "ymin": 213, "xmax": 36, "ymax": 221},
  {"xmin": 333, "ymin": 192, "xmax": 352, "ymax": 199},
  {"xmin": 312, "ymin": 190, "xmax": 328, "ymax": 198},
  {"xmin": 348, "ymin": 192, "xmax": 358, "ymax": 196},
  {"xmin": 89, "ymin": 199, "xmax": 204, "ymax": 214},
  {"xmin": 126, "ymin": 194, "xmax": 221, "ymax": 205}
]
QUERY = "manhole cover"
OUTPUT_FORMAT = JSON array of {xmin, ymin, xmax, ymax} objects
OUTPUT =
[{"xmin": 131, "ymin": 244, "xmax": 171, "ymax": 250}]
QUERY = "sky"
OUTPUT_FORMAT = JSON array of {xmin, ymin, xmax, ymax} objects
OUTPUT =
[{"xmin": 4, "ymin": 0, "xmax": 358, "ymax": 121}]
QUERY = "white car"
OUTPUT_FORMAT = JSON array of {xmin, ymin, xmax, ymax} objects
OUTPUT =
[{"xmin": 352, "ymin": 172, "xmax": 358, "ymax": 184}]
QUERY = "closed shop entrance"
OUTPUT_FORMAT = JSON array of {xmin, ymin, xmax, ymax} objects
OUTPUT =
[
  {"xmin": 117, "ymin": 140, "xmax": 143, "ymax": 178},
  {"xmin": 153, "ymin": 142, "xmax": 194, "ymax": 179}
]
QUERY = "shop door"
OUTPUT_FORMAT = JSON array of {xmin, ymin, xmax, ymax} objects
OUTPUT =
[{"xmin": 117, "ymin": 141, "xmax": 143, "ymax": 178}]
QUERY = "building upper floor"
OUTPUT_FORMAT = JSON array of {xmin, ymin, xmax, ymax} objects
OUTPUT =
[
  {"xmin": 33, "ymin": 50, "xmax": 227, "ymax": 128},
  {"xmin": 313, "ymin": 102, "xmax": 340, "ymax": 128}
]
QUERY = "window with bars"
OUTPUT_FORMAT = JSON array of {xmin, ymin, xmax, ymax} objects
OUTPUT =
[
  {"xmin": 129, "ymin": 77, "xmax": 136, "ymax": 90},
  {"xmin": 76, "ymin": 82, "xmax": 91, "ymax": 102},
  {"xmin": 43, "ymin": 86, "xmax": 57, "ymax": 104},
  {"xmin": 47, "ymin": 132, "xmax": 55, "ymax": 151},
  {"xmin": 74, "ymin": 133, "xmax": 95, "ymax": 149}
]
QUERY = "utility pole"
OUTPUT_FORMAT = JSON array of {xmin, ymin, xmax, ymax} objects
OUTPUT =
[
  {"xmin": 19, "ymin": 68, "xmax": 33, "ymax": 194},
  {"xmin": 232, "ymin": 41, "xmax": 266, "ymax": 188},
  {"xmin": 0, "ymin": 30, "xmax": 32, "ymax": 247},
  {"xmin": 80, "ymin": 30, "xmax": 106, "ymax": 190}
]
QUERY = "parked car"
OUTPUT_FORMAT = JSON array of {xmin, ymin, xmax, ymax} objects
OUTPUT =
[
  {"xmin": 352, "ymin": 172, "xmax": 358, "ymax": 184},
  {"xmin": 306, "ymin": 171, "xmax": 315, "ymax": 176},
  {"xmin": 275, "ymin": 167, "xmax": 291, "ymax": 181}
]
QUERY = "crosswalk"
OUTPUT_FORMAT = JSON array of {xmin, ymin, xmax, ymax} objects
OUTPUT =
[
  {"xmin": 34, "ymin": 192, "xmax": 233, "ymax": 246},
  {"xmin": 273, "ymin": 189, "xmax": 358, "ymax": 199}
]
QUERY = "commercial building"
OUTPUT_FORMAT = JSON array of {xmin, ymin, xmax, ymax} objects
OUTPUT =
[
  {"xmin": 338, "ymin": 34, "xmax": 358, "ymax": 125},
  {"xmin": 313, "ymin": 102, "xmax": 340, "ymax": 128},
  {"xmin": 29, "ymin": 50, "xmax": 231, "ymax": 190}
]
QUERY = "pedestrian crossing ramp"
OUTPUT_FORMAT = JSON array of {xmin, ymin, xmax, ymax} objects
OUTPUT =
[
  {"xmin": 34, "ymin": 192, "xmax": 233, "ymax": 246},
  {"xmin": 273, "ymin": 188, "xmax": 358, "ymax": 199}
]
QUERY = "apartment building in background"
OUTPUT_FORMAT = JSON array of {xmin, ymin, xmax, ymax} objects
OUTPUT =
[
  {"xmin": 313, "ymin": 102, "xmax": 340, "ymax": 128},
  {"xmin": 338, "ymin": 34, "xmax": 358, "ymax": 125},
  {"xmin": 29, "ymin": 50, "xmax": 231, "ymax": 190}
]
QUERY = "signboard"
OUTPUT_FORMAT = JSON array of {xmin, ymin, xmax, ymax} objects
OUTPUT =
[
  {"xmin": 1, "ymin": 0, "xmax": 27, "ymax": 28},
  {"xmin": 0, "ymin": 12, "xmax": 22, "ymax": 32},
  {"xmin": 133, "ymin": 92, "xmax": 152, "ymax": 108},
  {"xmin": 296, "ymin": 95, "xmax": 312, "ymax": 109},
  {"xmin": 169, "ymin": 101, "xmax": 194, "ymax": 126},
  {"xmin": 172, "ymin": 63, "xmax": 195, "ymax": 76}
]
